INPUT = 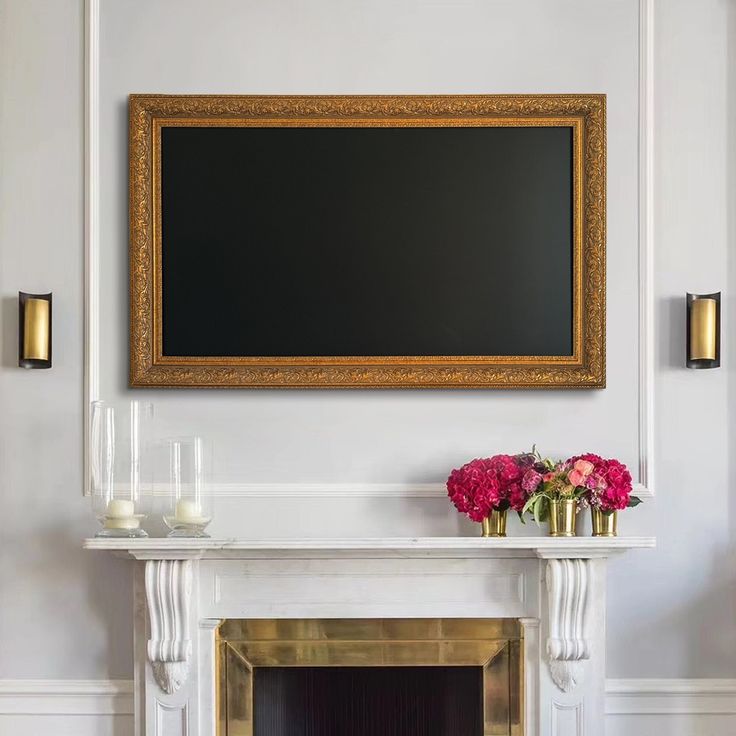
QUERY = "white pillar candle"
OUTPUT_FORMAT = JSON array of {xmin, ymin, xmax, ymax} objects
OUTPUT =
[
  {"xmin": 106, "ymin": 499, "xmax": 134, "ymax": 518},
  {"xmin": 175, "ymin": 499, "xmax": 202, "ymax": 522},
  {"xmin": 104, "ymin": 498, "xmax": 139, "ymax": 530}
]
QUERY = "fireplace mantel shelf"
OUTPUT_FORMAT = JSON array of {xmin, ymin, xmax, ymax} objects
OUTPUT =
[{"xmin": 83, "ymin": 535, "xmax": 655, "ymax": 560}]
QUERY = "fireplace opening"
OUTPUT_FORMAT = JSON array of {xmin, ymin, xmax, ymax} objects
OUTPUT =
[
  {"xmin": 253, "ymin": 665, "xmax": 483, "ymax": 735},
  {"xmin": 217, "ymin": 618, "xmax": 522, "ymax": 736}
]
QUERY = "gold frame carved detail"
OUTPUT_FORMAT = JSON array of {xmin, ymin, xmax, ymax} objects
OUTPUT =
[
  {"xmin": 130, "ymin": 94, "xmax": 605, "ymax": 388},
  {"xmin": 216, "ymin": 618, "xmax": 523, "ymax": 736}
]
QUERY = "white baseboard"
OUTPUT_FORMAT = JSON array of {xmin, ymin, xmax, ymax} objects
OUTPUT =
[{"xmin": 1, "ymin": 677, "xmax": 733, "ymax": 717}]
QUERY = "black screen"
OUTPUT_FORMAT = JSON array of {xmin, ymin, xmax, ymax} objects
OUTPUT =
[
  {"xmin": 160, "ymin": 125, "xmax": 573, "ymax": 357},
  {"xmin": 253, "ymin": 666, "xmax": 483, "ymax": 736}
]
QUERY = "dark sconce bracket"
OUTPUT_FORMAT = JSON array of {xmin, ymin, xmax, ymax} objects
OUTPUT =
[
  {"xmin": 18, "ymin": 291, "xmax": 52, "ymax": 369},
  {"xmin": 686, "ymin": 292, "xmax": 720, "ymax": 369}
]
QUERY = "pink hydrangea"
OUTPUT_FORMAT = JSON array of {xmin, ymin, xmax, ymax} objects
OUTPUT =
[
  {"xmin": 507, "ymin": 482, "xmax": 527, "ymax": 512},
  {"xmin": 596, "ymin": 459, "xmax": 632, "ymax": 511},
  {"xmin": 568, "ymin": 452, "xmax": 605, "ymax": 466},
  {"xmin": 447, "ymin": 454, "xmax": 530, "ymax": 521},
  {"xmin": 447, "ymin": 458, "xmax": 502, "ymax": 522}
]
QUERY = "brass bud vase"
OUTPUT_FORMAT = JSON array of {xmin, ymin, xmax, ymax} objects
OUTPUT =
[
  {"xmin": 480, "ymin": 508, "xmax": 508, "ymax": 537},
  {"xmin": 591, "ymin": 508, "xmax": 617, "ymax": 537},
  {"xmin": 548, "ymin": 498, "xmax": 578, "ymax": 537}
]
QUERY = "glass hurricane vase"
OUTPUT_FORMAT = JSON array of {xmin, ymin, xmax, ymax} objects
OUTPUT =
[
  {"xmin": 162, "ymin": 436, "xmax": 213, "ymax": 538},
  {"xmin": 90, "ymin": 400, "xmax": 153, "ymax": 537}
]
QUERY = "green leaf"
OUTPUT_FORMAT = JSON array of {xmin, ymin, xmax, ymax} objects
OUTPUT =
[
  {"xmin": 521, "ymin": 496, "xmax": 536, "ymax": 517},
  {"xmin": 533, "ymin": 495, "xmax": 546, "ymax": 527},
  {"xmin": 627, "ymin": 496, "xmax": 643, "ymax": 508}
]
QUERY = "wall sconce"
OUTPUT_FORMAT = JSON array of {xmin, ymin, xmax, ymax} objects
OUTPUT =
[
  {"xmin": 687, "ymin": 292, "xmax": 720, "ymax": 369},
  {"xmin": 19, "ymin": 291, "xmax": 52, "ymax": 369}
]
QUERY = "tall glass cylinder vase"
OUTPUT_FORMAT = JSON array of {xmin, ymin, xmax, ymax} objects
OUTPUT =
[
  {"xmin": 90, "ymin": 400, "xmax": 154, "ymax": 537},
  {"xmin": 163, "ymin": 436, "xmax": 213, "ymax": 537}
]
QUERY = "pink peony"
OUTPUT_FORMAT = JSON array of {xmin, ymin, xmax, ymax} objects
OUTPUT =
[
  {"xmin": 573, "ymin": 459, "xmax": 595, "ymax": 477},
  {"xmin": 568, "ymin": 459, "xmax": 595, "ymax": 487}
]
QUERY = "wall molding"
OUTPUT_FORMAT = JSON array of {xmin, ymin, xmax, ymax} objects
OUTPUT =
[
  {"xmin": 201, "ymin": 481, "xmax": 653, "ymax": 499},
  {"xmin": 2, "ymin": 678, "xmax": 732, "ymax": 717},
  {"xmin": 0, "ymin": 680, "xmax": 133, "ymax": 715},
  {"xmin": 83, "ymin": 0, "xmax": 100, "ymax": 496},
  {"xmin": 82, "ymin": 0, "xmax": 657, "ymax": 496},
  {"xmin": 606, "ymin": 679, "xmax": 736, "ymax": 715},
  {"xmin": 638, "ymin": 0, "xmax": 655, "ymax": 495}
]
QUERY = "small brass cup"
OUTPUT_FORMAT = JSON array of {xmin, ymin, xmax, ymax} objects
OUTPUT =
[
  {"xmin": 591, "ymin": 508, "xmax": 618, "ymax": 537},
  {"xmin": 480, "ymin": 508, "xmax": 508, "ymax": 537},
  {"xmin": 548, "ymin": 498, "xmax": 578, "ymax": 537}
]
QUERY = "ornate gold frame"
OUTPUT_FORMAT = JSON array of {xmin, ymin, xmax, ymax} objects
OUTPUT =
[
  {"xmin": 130, "ymin": 94, "xmax": 605, "ymax": 388},
  {"xmin": 216, "ymin": 618, "xmax": 523, "ymax": 736}
]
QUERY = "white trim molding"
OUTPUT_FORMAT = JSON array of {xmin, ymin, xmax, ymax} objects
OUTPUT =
[
  {"xmin": 606, "ymin": 679, "xmax": 736, "ymax": 716},
  {"xmin": 199, "ymin": 481, "xmax": 653, "ymax": 500},
  {"xmin": 82, "ymin": 1, "xmax": 658, "ymax": 497},
  {"xmin": 84, "ymin": 0, "xmax": 100, "ymax": 496},
  {"xmin": 638, "ymin": 0, "xmax": 655, "ymax": 495},
  {"xmin": 3, "ymin": 678, "xmax": 734, "ymax": 718},
  {"xmin": 0, "ymin": 680, "xmax": 133, "ymax": 716}
]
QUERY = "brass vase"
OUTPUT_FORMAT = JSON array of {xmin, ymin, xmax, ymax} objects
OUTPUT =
[
  {"xmin": 548, "ymin": 498, "xmax": 578, "ymax": 537},
  {"xmin": 591, "ymin": 508, "xmax": 618, "ymax": 537},
  {"xmin": 480, "ymin": 508, "xmax": 508, "ymax": 537}
]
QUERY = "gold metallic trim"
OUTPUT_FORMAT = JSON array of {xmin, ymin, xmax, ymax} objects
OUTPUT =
[
  {"xmin": 216, "ymin": 618, "xmax": 523, "ymax": 736},
  {"xmin": 130, "ymin": 94, "xmax": 605, "ymax": 388}
]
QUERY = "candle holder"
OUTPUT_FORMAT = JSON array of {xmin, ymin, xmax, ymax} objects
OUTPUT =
[
  {"xmin": 162, "ymin": 436, "xmax": 213, "ymax": 538},
  {"xmin": 89, "ymin": 400, "xmax": 154, "ymax": 537}
]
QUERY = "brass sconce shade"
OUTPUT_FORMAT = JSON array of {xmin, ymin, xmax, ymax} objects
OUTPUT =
[
  {"xmin": 687, "ymin": 292, "xmax": 720, "ymax": 369},
  {"xmin": 19, "ymin": 292, "xmax": 52, "ymax": 368}
]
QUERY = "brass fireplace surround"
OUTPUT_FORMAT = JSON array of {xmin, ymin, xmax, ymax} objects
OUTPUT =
[{"xmin": 217, "ymin": 618, "xmax": 523, "ymax": 735}]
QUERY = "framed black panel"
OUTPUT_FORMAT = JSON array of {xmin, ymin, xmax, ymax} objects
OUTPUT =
[{"xmin": 130, "ymin": 95, "xmax": 606, "ymax": 388}]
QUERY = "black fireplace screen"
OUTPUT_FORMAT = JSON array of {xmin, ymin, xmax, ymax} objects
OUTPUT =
[{"xmin": 253, "ymin": 666, "xmax": 483, "ymax": 736}]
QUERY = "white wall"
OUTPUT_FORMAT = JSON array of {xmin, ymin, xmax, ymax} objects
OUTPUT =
[
  {"xmin": 0, "ymin": 0, "xmax": 133, "ymax": 680},
  {"xmin": 606, "ymin": 0, "xmax": 736, "ymax": 679},
  {"xmin": 0, "ymin": 0, "xmax": 735, "ymax": 725}
]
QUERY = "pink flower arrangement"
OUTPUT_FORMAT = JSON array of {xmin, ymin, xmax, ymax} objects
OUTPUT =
[
  {"xmin": 568, "ymin": 453, "xmax": 635, "ymax": 512},
  {"xmin": 520, "ymin": 450, "xmax": 641, "ymax": 521},
  {"xmin": 447, "ymin": 454, "xmax": 531, "ymax": 522},
  {"xmin": 448, "ymin": 448, "xmax": 642, "ymax": 527}
]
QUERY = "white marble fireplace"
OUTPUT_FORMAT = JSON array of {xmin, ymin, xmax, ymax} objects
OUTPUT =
[{"xmin": 85, "ymin": 536, "xmax": 654, "ymax": 736}]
